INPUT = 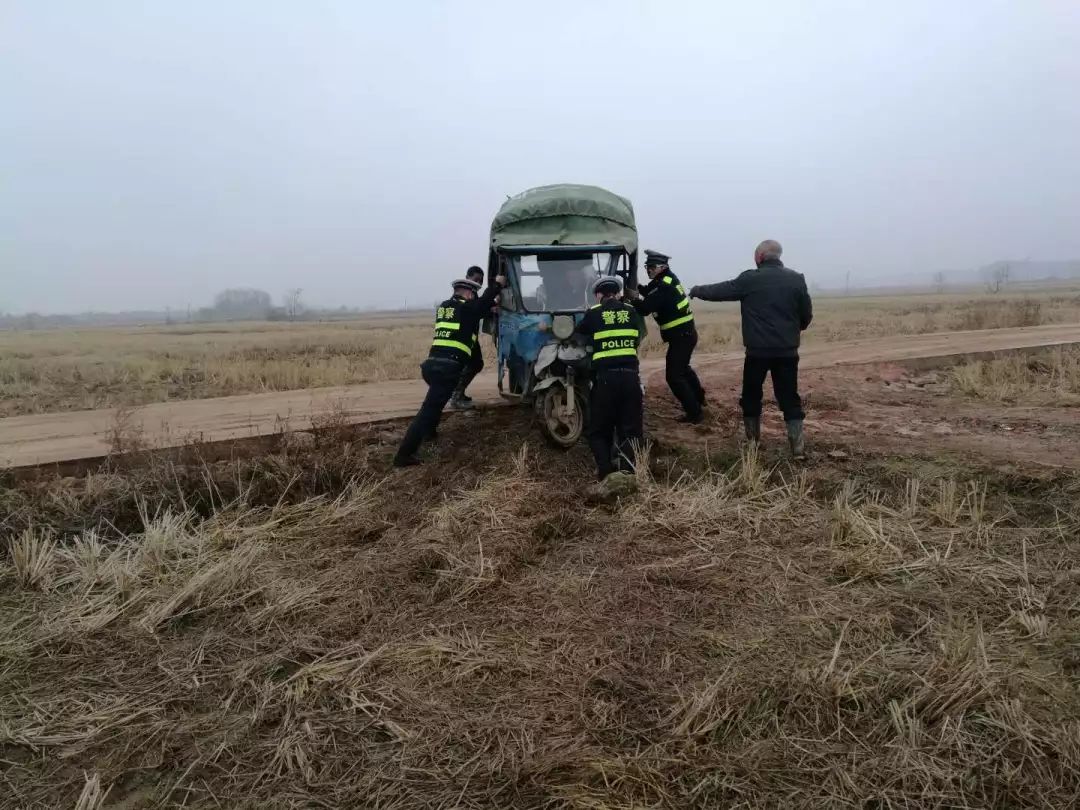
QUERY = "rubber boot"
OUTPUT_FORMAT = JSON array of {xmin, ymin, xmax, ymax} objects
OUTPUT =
[
  {"xmin": 447, "ymin": 375, "xmax": 473, "ymax": 411},
  {"xmin": 743, "ymin": 416, "xmax": 761, "ymax": 443},
  {"xmin": 786, "ymin": 419, "xmax": 806, "ymax": 459}
]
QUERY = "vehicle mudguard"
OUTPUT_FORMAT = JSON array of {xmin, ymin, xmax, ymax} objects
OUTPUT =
[{"xmin": 532, "ymin": 376, "xmax": 563, "ymax": 393}]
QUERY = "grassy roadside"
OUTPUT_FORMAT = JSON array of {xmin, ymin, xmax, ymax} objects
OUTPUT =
[
  {"xmin": 950, "ymin": 346, "xmax": 1080, "ymax": 405},
  {"xmin": 3, "ymin": 290, "xmax": 1078, "ymax": 417}
]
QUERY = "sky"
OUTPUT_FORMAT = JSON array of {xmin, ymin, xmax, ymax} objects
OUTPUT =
[{"xmin": 4, "ymin": 0, "xmax": 1080, "ymax": 314}]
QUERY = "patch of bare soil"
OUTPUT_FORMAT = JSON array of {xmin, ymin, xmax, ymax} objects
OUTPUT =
[{"xmin": 657, "ymin": 358, "xmax": 1080, "ymax": 470}]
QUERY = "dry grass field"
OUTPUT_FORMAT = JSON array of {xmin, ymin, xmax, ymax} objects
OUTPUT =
[
  {"xmin": 3, "ymin": 387, "xmax": 1080, "ymax": 807},
  {"xmin": 949, "ymin": 346, "xmax": 1080, "ymax": 405},
  {"xmin": 2, "ymin": 288, "xmax": 1079, "ymax": 417},
  {"xmin": 0, "ymin": 318, "xmax": 433, "ymax": 418},
  {"xmin": 3, "ymin": 288, "xmax": 1080, "ymax": 807}
]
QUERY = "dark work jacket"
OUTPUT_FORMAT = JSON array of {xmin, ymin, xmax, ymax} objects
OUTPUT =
[
  {"xmin": 632, "ymin": 269, "xmax": 696, "ymax": 342},
  {"xmin": 691, "ymin": 259, "xmax": 813, "ymax": 358},
  {"xmin": 575, "ymin": 299, "xmax": 644, "ymax": 372},
  {"xmin": 429, "ymin": 285, "xmax": 502, "ymax": 364}
]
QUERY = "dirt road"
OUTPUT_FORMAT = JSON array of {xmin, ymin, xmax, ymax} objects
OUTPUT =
[{"xmin": 3, "ymin": 323, "xmax": 1079, "ymax": 470}]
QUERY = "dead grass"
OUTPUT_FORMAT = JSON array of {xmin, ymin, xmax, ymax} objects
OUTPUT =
[
  {"xmin": 73, "ymin": 773, "xmax": 108, "ymax": 810},
  {"xmin": 756, "ymin": 291, "xmax": 1076, "ymax": 347},
  {"xmin": 3, "ymin": 289, "xmax": 1079, "ymax": 416},
  {"xmin": 0, "ymin": 318, "xmax": 440, "ymax": 416},
  {"xmin": 2, "ymin": 419, "xmax": 1079, "ymax": 808},
  {"xmin": 950, "ymin": 346, "xmax": 1080, "ymax": 404},
  {"xmin": 10, "ymin": 526, "xmax": 57, "ymax": 590}
]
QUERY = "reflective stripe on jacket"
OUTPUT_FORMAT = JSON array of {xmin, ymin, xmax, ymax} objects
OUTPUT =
[
  {"xmin": 577, "ymin": 300, "xmax": 644, "ymax": 370},
  {"xmin": 633, "ymin": 270, "xmax": 695, "ymax": 341}
]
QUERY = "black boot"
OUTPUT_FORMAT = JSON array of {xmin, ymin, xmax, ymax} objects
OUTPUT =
[
  {"xmin": 786, "ymin": 419, "xmax": 806, "ymax": 459},
  {"xmin": 448, "ymin": 373, "xmax": 474, "ymax": 410},
  {"xmin": 743, "ymin": 416, "xmax": 761, "ymax": 442}
]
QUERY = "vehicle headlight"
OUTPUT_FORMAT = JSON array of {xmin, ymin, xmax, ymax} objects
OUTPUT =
[{"xmin": 551, "ymin": 314, "xmax": 575, "ymax": 340}]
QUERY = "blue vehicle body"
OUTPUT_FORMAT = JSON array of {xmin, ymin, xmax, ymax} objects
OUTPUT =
[{"xmin": 497, "ymin": 311, "xmax": 587, "ymax": 397}]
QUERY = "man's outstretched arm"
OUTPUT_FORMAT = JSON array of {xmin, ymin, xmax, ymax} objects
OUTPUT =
[{"xmin": 690, "ymin": 272, "xmax": 747, "ymax": 302}]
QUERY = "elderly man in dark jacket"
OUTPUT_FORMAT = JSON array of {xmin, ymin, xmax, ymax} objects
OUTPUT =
[{"xmin": 689, "ymin": 240, "xmax": 813, "ymax": 457}]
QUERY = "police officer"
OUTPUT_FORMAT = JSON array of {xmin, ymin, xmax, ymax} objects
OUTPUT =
[
  {"xmin": 393, "ymin": 272, "xmax": 505, "ymax": 467},
  {"xmin": 449, "ymin": 265, "xmax": 488, "ymax": 410},
  {"xmin": 629, "ymin": 249, "xmax": 705, "ymax": 423},
  {"xmin": 576, "ymin": 276, "xmax": 645, "ymax": 480}
]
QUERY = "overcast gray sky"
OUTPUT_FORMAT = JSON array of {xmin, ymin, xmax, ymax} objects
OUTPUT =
[{"xmin": 4, "ymin": 1, "xmax": 1080, "ymax": 313}]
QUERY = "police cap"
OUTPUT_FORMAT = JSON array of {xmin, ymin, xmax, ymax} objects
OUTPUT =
[
  {"xmin": 452, "ymin": 278, "xmax": 481, "ymax": 293},
  {"xmin": 592, "ymin": 276, "xmax": 624, "ymax": 296},
  {"xmin": 644, "ymin": 249, "xmax": 671, "ymax": 267}
]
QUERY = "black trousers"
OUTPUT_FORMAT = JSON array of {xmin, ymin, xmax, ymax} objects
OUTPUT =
[
  {"xmin": 396, "ymin": 357, "xmax": 462, "ymax": 460},
  {"xmin": 740, "ymin": 355, "xmax": 804, "ymax": 421},
  {"xmin": 665, "ymin": 329, "xmax": 704, "ymax": 418},
  {"xmin": 587, "ymin": 368, "xmax": 644, "ymax": 479},
  {"xmin": 457, "ymin": 344, "xmax": 484, "ymax": 393}
]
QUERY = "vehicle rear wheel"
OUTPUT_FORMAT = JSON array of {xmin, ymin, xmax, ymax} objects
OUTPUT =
[{"xmin": 535, "ymin": 384, "xmax": 587, "ymax": 448}]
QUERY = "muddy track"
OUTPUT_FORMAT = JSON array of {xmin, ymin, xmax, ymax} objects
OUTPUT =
[{"xmin": 2, "ymin": 323, "xmax": 1079, "ymax": 469}]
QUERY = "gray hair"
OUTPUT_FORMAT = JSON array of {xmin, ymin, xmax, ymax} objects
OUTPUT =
[{"xmin": 755, "ymin": 239, "xmax": 783, "ymax": 261}]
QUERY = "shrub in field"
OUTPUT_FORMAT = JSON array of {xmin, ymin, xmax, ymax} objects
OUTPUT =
[{"xmin": 955, "ymin": 298, "xmax": 1043, "ymax": 331}]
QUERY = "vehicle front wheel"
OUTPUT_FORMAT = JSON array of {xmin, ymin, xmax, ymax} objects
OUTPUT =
[{"xmin": 535, "ymin": 384, "xmax": 587, "ymax": 448}]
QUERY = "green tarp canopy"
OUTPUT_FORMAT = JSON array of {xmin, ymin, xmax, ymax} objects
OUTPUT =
[{"xmin": 490, "ymin": 184, "xmax": 637, "ymax": 253}]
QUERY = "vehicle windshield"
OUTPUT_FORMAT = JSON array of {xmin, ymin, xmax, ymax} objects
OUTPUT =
[{"xmin": 506, "ymin": 251, "xmax": 623, "ymax": 312}]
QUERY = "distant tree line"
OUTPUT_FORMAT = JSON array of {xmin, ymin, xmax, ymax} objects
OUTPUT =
[
  {"xmin": 196, "ymin": 287, "xmax": 340, "ymax": 322},
  {"xmin": 0, "ymin": 288, "xmax": 392, "ymax": 331},
  {"xmin": 0, "ymin": 310, "xmax": 177, "ymax": 330},
  {"xmin": 196, "ymin": 288, "xmax": 275, "ymax": 321},
  {"xmin": 978, "ymin": 260, "xmax": 1080, "ymax": 293}
]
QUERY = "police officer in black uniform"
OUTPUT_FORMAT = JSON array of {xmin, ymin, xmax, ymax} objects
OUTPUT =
[
  {"xmin": 449, "ymin": 265, "xmax": 488, "ymax": 410},
  {"xmin": 576, "ymin": 276, "xmax": 646, "ymax": 480},
  {"xmin": 629, "ymin": 249, "xmax": 705, "ymax": 423},
  {"xmin": 393, "ymin": 272, "xmax": 505, "ymax": 467}
]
